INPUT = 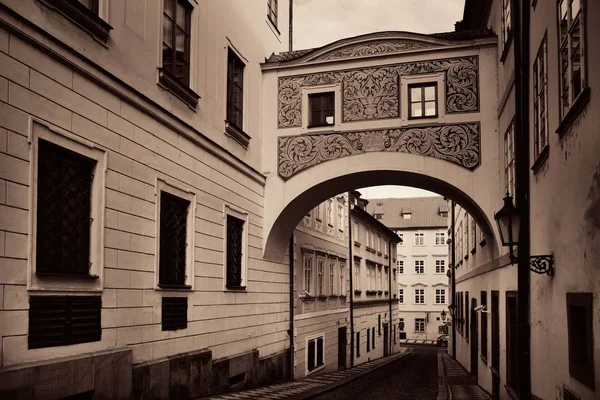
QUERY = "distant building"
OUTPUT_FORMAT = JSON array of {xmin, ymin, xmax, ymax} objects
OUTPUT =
[{"xmin": 367, "ymin": 197, "xmax": 449, "ymax": 343}]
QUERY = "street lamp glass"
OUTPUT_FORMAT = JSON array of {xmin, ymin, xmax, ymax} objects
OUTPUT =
[
  {"xmin": 441, "ymin": 310, "xmax": 446, "ymax": 321},
  {"xmin": 494, "ymin": 193, "xmax": 520, "ymax": 247}
]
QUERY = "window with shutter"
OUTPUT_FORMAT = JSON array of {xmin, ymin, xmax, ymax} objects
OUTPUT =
[
  {"xmin": 29, "ymin": 296, "xmax": 101, "ymax": 349},
  {"xmin": 162, "ymin": 297, "xmax": 188, "ymax": 331}
]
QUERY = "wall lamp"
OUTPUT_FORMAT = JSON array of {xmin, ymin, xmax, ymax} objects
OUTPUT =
[{"xmin": 494, "ymin": 193, "xmax": 554, "ymax": 276}]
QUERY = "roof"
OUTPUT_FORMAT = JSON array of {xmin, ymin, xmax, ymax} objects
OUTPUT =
[
  {"xmin": 351, "ymin": 206, "xmax": 401, "ymax": 243},
  {"xmin": 366, "ymin": 196, "xmax": 449, "ymax": 230},
  {"xmin": 266, "ymin": 29, "xmax": 496, "ymax": 64}
]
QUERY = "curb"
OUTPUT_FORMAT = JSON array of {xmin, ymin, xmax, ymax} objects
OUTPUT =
[
  {"xmin": 288, "ymin": 348, "xmax": 414, "ymax": 400},
  {"xmin": 437, "ymin": 351, "xmax": 450, "ymax": 400}
]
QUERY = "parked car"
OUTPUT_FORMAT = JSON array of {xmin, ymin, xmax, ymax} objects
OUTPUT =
[{"xmin": 437, "ymin": 334, "xmax": 448, "ymax": 347}]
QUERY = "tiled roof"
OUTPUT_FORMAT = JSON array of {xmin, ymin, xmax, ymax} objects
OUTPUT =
[
  {"xmin": 366, "ymin": 196, "xmax": 448, "ymax": 230},
  {"xmin": 267, "ymin": 48, "xmax": 316, "ymax": 62}
]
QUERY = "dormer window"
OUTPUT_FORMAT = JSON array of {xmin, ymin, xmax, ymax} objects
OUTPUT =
[
  {"xmin": 309, "ymin": 92, "xmax": 335, "ymax": 127},
  {"xmin": 402, "ymin": 213, "xmax": 412, "ymax": 220},
  {"xmin": 374, "ymin": 213, "xmax": 383, "ymax": 220},
  {"xmin": 409, "ymin": 83, "xmax": 438, "ymax": 119}
]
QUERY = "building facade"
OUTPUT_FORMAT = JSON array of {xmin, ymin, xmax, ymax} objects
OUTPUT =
[
  {"xmin": 451, "ymin": 1, "xmax": 600, "ymax": 400},
  {"xmin": 367, "ymin": 197, "xmax": 449, "ymax": 343}
]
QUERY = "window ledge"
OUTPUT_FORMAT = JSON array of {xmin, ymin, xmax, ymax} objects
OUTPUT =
[
  {"xmin": 354, "ymin": 290, "xmax": 362, "ymax": 295},
  {"xmin": 464, "ymin": 254, "xmax": 469, "ymax": 261},
  {"xmin": 384, "ymin": 255, "xmax": 389, "ymax": 259},
  {"xmin": 225, "ymin": 121, "xmax": 251, "ymax": 149},
  {"xmin": 377, "ymin": 252, "xmax": 382, "ymax": 256},
  {"xmin": 317, "ymin": 295, "xmax": 327, "ymax": 299},
  {"xmin": 479, "ymin": 238, "xmax": 487, "ymax": 247},
  {"xmin": 366, "ymin": 290, "xmax": 378, "ymax": 296},
  {"xmin": 158, "ymin": 70, "xmax": 200, "ymax": 109},
  {"xmin": 500, "ymin": 32, "xmax": 514, "ymax": 64},
  {"xmin": 44, "ymin": 0, "xmax": 113, "ymax": 43},
  {"xmin": 556, "ymin": 87, "xmax": 591, "ymax": 137},
  {"xmin": 470, "ymin": 247, "xmax": 477, "ymax": 255},
  {"xmin": 158, "ymin": 283, "xmax": 193, "ymax": 291},
  {"xmin": 531, "ymin": 144, "xmax": 549, "ymax": 174},
  {"xmin": 480, "ymin": 354, "xmax": 488, "ymax": 365},
  {"xmin": 36, "ymin": 272, "xmax": 99, "ymax": 280},
  {"xmin": 353, "ymin": 241, "xmax": 361, "ymax": 247},
  {"xmin": 225, "ymin": 285, "xmax": 247, "ymax": 292}
]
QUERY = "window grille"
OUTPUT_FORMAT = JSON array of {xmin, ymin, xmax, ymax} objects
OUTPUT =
[
  {"xmin": 159, "ymin": 192, "xmax": 190, "ymax": 287},
  {"xmin": 226, "ymin": 215, "xmax": 245, "ymax": 288},
  {"xmin": 415, "ymin": 260, "xmax": 424, "ymax": 274},
  {"xmin": 36, "ymin": 139, "xmax": 95, "ymax": 276},
  {"xmin": 304, "ymin": 255, "xmax": 313, "ymax": 293},
  {"xmin": 504, "ymin": 124, "xmax": 516, "ymax": 200},
  {"xmin": 414, "ymin": 233, "xmax": 424, "ymax": 246},
  {"xmin": 29, "ymin": 295, "xmax": 101, "ymax": 349},
  {"xmin": 435, "ymin": 232, "xmax": 445, "ymax": 245},
  {"xmin": 162, "ymin": 297, "xmax": 188, "ymax": 331}
]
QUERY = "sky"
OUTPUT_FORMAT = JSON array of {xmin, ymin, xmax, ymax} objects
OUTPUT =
[{"xmin": 292, "ymin": 0, "xmax": 464, "ymax": 199}]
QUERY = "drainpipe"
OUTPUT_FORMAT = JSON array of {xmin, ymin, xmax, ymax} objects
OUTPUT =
[
  {"xmin": 451, "ymin": 201, "xmax": 456, "ymax": 359},
  {"xmin": 288, "ymin": 0, "xmax": 293, "ymax": 51},
  {"xmin": 348, "ymin": 192, "xmax": 355, "ymax": 368},
  {"xmin": 288, "ymin": 233, "xmax": 295, "ymax": 381},
  {"xmin": 388, "ymin": 239, "xmax": 393, "ymax": 353},
  {"xmin": 513, "ymin": 0, "xmax": 531, "ymax": 398}
]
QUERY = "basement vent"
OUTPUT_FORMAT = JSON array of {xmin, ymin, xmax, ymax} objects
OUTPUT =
[
  {"xmin": 229, "ymin": 372, "xmax": 246, "ymax": 388},
  {"xmin": 29, "ymin": 296, "xmax": 101, "ymax": 349},
  {"xmin": 162, "ymin": 297, "xmax": 188, "ymax": 331},
  {"xmin": 563, "ymin": 387, "xmax": 580, "ymax": 400}
]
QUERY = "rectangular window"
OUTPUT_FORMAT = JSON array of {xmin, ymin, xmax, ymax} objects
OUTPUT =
[
  {"xmin": 377, "ymin": 235, "xmax": 381, "ymax": 253},
  {"xmin": 356, "ymin": 332, "xmax": 361, "ymax": 357},
  {"xmin": 353, "ymin": 221, "xmax": 359, "ymax": 241},
  {"xmin": 315, "ymin": 203, "xmax": 322, "ymax": 221},
  {"xmin": 159, "ymin": 192, "xmax": 191, "ymax": 288},
  {"xmin": 414, "ymin": 233, "xmax": 424, "ymax": 246},
  {"xmin": 435, "ymin": 260, "xmax": 445, "ymax": 274},
  {"xmin": 161, "ymin": 296, "xmax": 188, "ymax": 331},
  {"xmin": 317, "ymin": 258, "xmax": 325, "ymax": 296},
  {"xmin": 36, "ymin": 140, "xmax": 96, "ymax": 277},
  {"xmin": 465, "ymin": 292, "xmax": 470, "ymax": 340},
  {"xmin": 367, "ymin": 328, "xmax": 370, "ymax": 352},
  {"xmin": 506, "ymin": 292, "xmax": 518, "ymax": 390},
  {"xmin": 501, "ymin": 0, "xmax": 512, "ymax": 47},
  {"xmin": 398, "ymin": 232, "xmax": 404, "ymax": 245},
  {"xmin": 227, "ymin": 49, "xmax": 245, "ymax": 130},
  {"xmin": 415, "ymin": 318, "xmax": 425, "ymax": 332},
  {"xmin": 567, "ymin": 292, "xmax": 595, "ymax": 389},
  {"xmin": 309, "ymin": 92, "xmax": 335, "ymax": 127},
  {"xmin": 162, "ymin": 0, "xmax": 192, "ymax": 85},
  {"xmin": 337, "ymin": 204, "xmax": 344, "ymax": 231},
  {"xmin": 504, "ymin": 123, "xmax": 516, "ymax": 200},
  {"xmin": 481, "ymin": 291, "xmax": 488, "ymax": 363},
  {"xmin": 383, "ymin": 240, "xmax": 388, "ymax": 255},
  {"xmin": 304, "ymin": 254, "xmax": 313, "ymax": 294},
  {"xmin": 378, "ymin": 315, "xmax": 381, "ymax": 336},
  {"xmin": 558, "ymin": 0, "xmax": 587, "ymax": 119},
  {"xmin": 327, "ymin": 199, "xmax": 334, "ymax": 226},
  {"xmin": 29, "ymin": 295, "xmax": 101, "ymax": 349},
  {"xmin": 414, "ymin": 260, "xmax": 424, "ymax": 274},
  {"xmin": 339, "ymin": 262, "xmax": 346, "ymax": 296},
  {"xmin": 435, "ymin": 289, "xmax": 446, "ymax": 304},
  {"xmin": 354, "ymin": 259, "xmax": 360, "ymax": 291},
  {"xmin": 267, "ymin": 0, "xmax": 278, "ymax": 27},
  {"xmin": 415, "ymin": 289, "xmax": 425, "ymax": 304},
  {"xmin": 372, "ymin": 327, "xmax": 375, "ymax": 349},
  {"xmin": 226, "ymin": 214, "xmax": 245, "ymax": 288},
  {"xmin": 533, "ymin": 35, "xmax": 548, "ymax": 159},
  {"xmin": 307, "ymin": 335, "xmax": 325, "ymax": 372},
  {"xmin": 408, "ymin": 82, "xmax": 438, "ymax": 118},
  {"xmin": 329, "ymin": 260, "xmax": 336, "ymax": 295},
  {"xmin": 471, "ymin": 218, "xmax": 477, "ymax": 251},
  {"xmin": 456, "ymin": 222, "xmax": 463, "ymax": 261},
  {"xmin": 397, "ymin": 260, "xmax": 404, "ymax": 274},
  {"xmin": 398, "ymin": 288, "xmax": 404, "ymax": 304},
  {"xmin": 464, "ymin": 218, "xmax": 469, "ymax": 257},
  {"xmin": 435, "ymin": 232, "xmax": 446, "ymax": 246}
]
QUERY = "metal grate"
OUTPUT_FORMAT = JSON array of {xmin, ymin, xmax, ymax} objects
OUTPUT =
[
  {"xmin": 36, "ymin": 140, "xmax": 96, "ymax": 276},
  {"xmin": 226, "ymin": 215, "xmax": 244, "ymax": 288},
  {"xmin": 563, "ymin": 387, "xmax": 580, "ymax": 400},
  {"xmin": 162, "ymin": 297, "xmax": 188, "ymax": 331},
  {"xmin": 159, "ymin": 192, "xmax": 189, "ymax": 287},
  {"xmin": 29, "ymin": 296, "xmax": 101, "ymax": 349}
]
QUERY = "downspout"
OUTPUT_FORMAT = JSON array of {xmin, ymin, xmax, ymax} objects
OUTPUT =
[
  {"xmin": 288, "ymin": 233, "xmax": 295, "ymax": 381},
  {"xmin": 451, "ymin": 201, "xmax": 456, "ymax": 359},
  {"xmin": 388, "ymin": 239, "xmax": 393, "ymax": 354},
  {"xmin": 348, "ymin": 192, "xmax": 355, "ymax": 368},
  {"xmin": 288, "ymin": 0, "xmax": 293, "ymax": 51},
  {"xmin": 514, "ymin": 0, "xmax": 531, "ymax": 398}
]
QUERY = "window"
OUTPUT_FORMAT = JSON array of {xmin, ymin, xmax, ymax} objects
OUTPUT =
[
  {"xmin": 464, "ymin": 218, "xmax": 469, "ymax": 257},
  {"xmin": 408, "ymin": 83, "xmax": 438, "ymax": 118},
  {"xmin": 383, "ymin": 240, "xmax": 388, "ymax": 255},
  {"xmin": 533, "ymin": 35, "xmax": 548, "ymax": 159},
  {"xmin": 465, "ymin": 292, "xmax": 470, "ymax": 340},
  {"xmin": 356, "ymin": 332, "xmax": 361, "ymax": 357},
  {"xmin": 501, "ymin": 0, "xmax": 512, "ymax": 48},
  {"xmin": 329, "ymin": 260, "xmax": 336, "ymax": 295},
  {"xmin": 397, "ymin": 260, "xmax": 404, "ymax": 274},
  {"xmin": 456, "ymin": 222, "xmax": 463, "ymax": 261},
  {"xmin": 327, "ymin": 199, "xmax": 334, "ymax": 226},
  {"xmin": 558, "ymin": 0, "xmax": 587, "ymax": 120},
  {"xmin": 435, "ymin": 260, "xmax": 445, "ymax": 274},
  {"xmin": 402, "ymin": 213, "xmax": 412, "ymax": 219},
  {"xmin": 354, "ymin": 259, "xmax": 360, "ymax": 291},
  {"xmin": 415, "ymin": 318, "xmax": 425, "ymax": 332},
  {"xmin": 414, "ymin": 289, "xmax": 425, "ymax": 304},
  {"xmin": 367, "ymin": 328, "xmax": 371, "ymax": 352},
  {"xmin": 317, "ymin": 258, "xmax": 325, "ymax": 296},
  {"xmin": 267, "ymin": 0, "xmax": 278, "ymax": 27},
  {"xmin": 337, "ymin": 204, "xmax": 344, "ymax": 231},
  {"xmin": 28, "ymin": 295, "xmax": 101, "ymax": 349},
  {"xmin": 414, "ymin": 260, "xmax": 424, "ymax": 274},
  {"xmin": 161, "ymin": 297, "xmax": 188, "ymax": 331},
  {"xmin": 307, "ymin": 335, "xmax": 324, "ymax": 373},
  {"xmin": 372, "ymin": 327, "xmax": 375, "ymax": 349},
  {"xmin": 223, "ymin": 205, "xmax": 248, "ymax": 290},
  {"xmin": 339, "ymin": 262, "xmax": 346, "ymax": 296},
  {"xmin": 435, "ymin": 232, "xmax": 446, "ymax": 246},
  {"xmin": 304, "ymin": 253, "xmax": 313, "ymax": 294},
  {"xmin": 504, "ymin": 123, "xmax": 516, "ymax": 199},
  {"xmin": 398, "ymin": 288, "xmax": 404, "ymax": 304},
  {"xmin": 414, "ymin": 233, "xmax": 424, "ymax": 246},
  {"xmin": 353, "ymin": 221, "xmax": 359, "ymax": 241},
  {"xmin": 309, "ymin": 92, "xmax": 335, "ymax": 127},
  {"xmin": 226, "ymin": 49, "xmax": 245, "ymax": 132},
  {"xmin": 398, "ymin": 232, "xmax": 404, "ymax": 245},
  {"xmin": 399, "ymin": 318, "xmax": 405, "ymax": 331},
  {"xmin": 481, "ymin": 291, "xmax": 488, "ymax": 362},
  {"xmin": 159, "ymin": 192, "xmax": 191, "ymax": 288},
  {"xmin": 376, "ymin": 235, "xmax": 381, "ymax": 253},
  {"xmin": 471, "ymin": 218, "xmax": 477, "ymax": 251},
  {"xmin": 36, "ymin": 140, "xmax": 96, "ymax": 277},
  {"xmin": 374, "ymin": 213, "xmax": 383, "ymax": 220},
  {"xmin": 567, "ymin": 292, "xmax": 595, "ymax": 389},
  {"xmin": 46, "ymin": 0, "xmax": 112, "ymax": 43},
  {"xmin": 435, "ymin": 289, "xmax": 446, "ymax": 304},
  {"xmin": 77, "ymin": 0, "xmax": 99, "ymax": 12},
  {"xmin": 376, "ymin": 266, "xmax": 382, "ymax": 291},
  {"xmin": 315, "ymin": 204, "xmax": 322, "ymax": 221},
  {"xmin": 378, "ymin": 315, "xmax": 381, "ymax": 336}
]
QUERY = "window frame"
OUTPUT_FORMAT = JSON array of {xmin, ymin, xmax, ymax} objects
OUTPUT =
[
  {"xmin": 504, "ymin": 122, "xmax": 516, "ymax": 201},
  {"xmin": 533, "ymin": 34, "xmax": 549, "ymax": 165},
  {"xmin": 500, "ymin": 0, "xmax": 514, "ymax": 62},
  {"xmin": 28, "ymin": 121, "xmax": 106, "ymax": 293},
  {"xmin": 306, "ymin": 333, "xmax": 325, "ymax": 375},
  {"xmin": 329, "ymin": 259, "xmax": 336, "ymax": 295},
  {"xmin": 316, "ymin": 256, "xmax": 325, "ymax": 296},
  {"xmin": 414, "ymin": 232, "xmax": 425, "ymax": 246},
  {"xmin": 435, "ymin": 259, "xmax": 446, "ymax": 274},
  {"xmin": 225, "ymin": 47, "xmax": 250, "ymax": 148},
  {"xmin": 408, "ymin": 82, "xmax": 439, "ymax": 119},
  {"xmin": 414, "ymin": 260, "xmax": 425, "ymax": 275},
  {"xmin": 43, "ymin": 0, "xmax": 112, "ymax": 43},
  {"xmin": 353, "ymin": 258, "xmax": 361, "ymax": 291},
  {"xmin": 435, "ymin": 232, "xmax": 446, "ymax": 246},
  {"xmin": 435, "ymin": 288, "xmax": 446, "ymax": 304},
  {"xmin": 267, "ymin": 0, "xmax": 279, "ymax": 29},
  {"xmin": 415, "ymin": 318, "xmax": 425, "ymax": 332},
  {"xmin": 223, "ymin": 204, "xmax": 249, "ymax": 291},
  {"xmin": 414, "ymin": 288, "xmax": 425, "ymax": 304},
  {"xmin": 302, "ymin": 84, "xmax": 342, "ymax": 133},
  {"xmin": 155, "ymin": 178, "xmax": 196, "ymax": 290},
  {"xmin": 303, "ymin": 251, "xmax": 314, "ymax": 295},
  {"xmin": 308, "ymin": 92, "xmax": 336, "ymax": 128},
  {"xmin": 398, "ymin": 288, "xmax": 405, "ymax": 304}
]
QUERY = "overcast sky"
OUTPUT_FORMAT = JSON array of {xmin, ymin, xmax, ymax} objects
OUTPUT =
[{"xmin": 292, "ymin": 0, "xmax": 463, "ymax": 199}]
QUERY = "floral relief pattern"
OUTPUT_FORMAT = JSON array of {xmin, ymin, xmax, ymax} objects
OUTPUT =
[
  {"xmin": 314, "ymin": 41, "xmax": 433, "ymax": 61},
  {"xmin": 277, "ymin": 56, "xmax": 479, "ymax": 128},
  {"xmin": 278, "ymin": 123, "xmax": 480, "ymax": 180}
]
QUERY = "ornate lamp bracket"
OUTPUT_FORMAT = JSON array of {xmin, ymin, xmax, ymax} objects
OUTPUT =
[{"xmin": 529, "ymin": 255, "xmax": 554, "ymax": 276}]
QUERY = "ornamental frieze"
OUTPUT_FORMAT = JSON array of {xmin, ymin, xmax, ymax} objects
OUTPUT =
[
  {"xmin": 314, "ymin": 40, "xmax": 433, "ymax": 61},
  {"xmin": 277, "ymin": 56, "xmax": 479, "ymax": 128},
  {"xmin": 277, "ymin": 123, "xmax": 480, "ymax": 180}
]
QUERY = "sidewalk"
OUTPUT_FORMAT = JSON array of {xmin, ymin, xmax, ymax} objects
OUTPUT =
[
  {"xmin": 200, "ymin": 347, "xmax": 413, "ymax": 400},
  {"xmin": 439, "ymin": 352, "xmax": 491, "ymax": 400}
]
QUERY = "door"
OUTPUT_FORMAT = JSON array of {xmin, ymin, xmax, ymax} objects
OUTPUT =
[
  {"xmin": 383, "ymin": 324, "xmax": 389, "ymax": 356},
  {"xmin": 338, "ymin": 327, "xmax": 347, "ymax": 369},
  {"xmin": 491, "ymin": 291, "xmax": 500, "ymax": 399},
  {"xmin": 470, "ymin": 298, "xmax": 478, "ymax": 378}
]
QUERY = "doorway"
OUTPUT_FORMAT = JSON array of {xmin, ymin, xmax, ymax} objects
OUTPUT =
[
  {"xmin": 338, "ymin": 327, "xmax": 347, "ymax": 369},
  {"xmin": 491, "ymin": 291, "xmax": 500, "ymax": 399},
  {"xmin": 470, "ymin": 298, "xmax": 478, "ymax": 378},
  {"xmin": 383, "ymin": 324, "xmax": 389, "ymax": 356}
]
